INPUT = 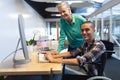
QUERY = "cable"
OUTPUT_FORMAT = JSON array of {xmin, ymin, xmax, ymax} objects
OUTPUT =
[
  {"xmin": 1, "ymin": 38, "xmax": 21, "ymax": 63},
  {"xmin": 1, "ymin": 48, "xmax": 22, "ymax": 63},
  {"xmin": 13, "ymin": 38, "xmax": 20, "ymax": 62}
]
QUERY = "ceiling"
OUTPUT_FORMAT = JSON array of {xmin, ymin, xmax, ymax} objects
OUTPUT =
[{"xmin": 24, "ymin": 0, "xmax": 105, "ymax": 19}]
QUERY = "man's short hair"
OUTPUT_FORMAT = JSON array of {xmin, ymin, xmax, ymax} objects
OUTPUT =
[
  {"xmin": 82, "ymin": 21, "xmax": 95, "ymax": 29},
  {"xmin": 56, "ymin": 1, "xmax": 70, "ymax": 9}
]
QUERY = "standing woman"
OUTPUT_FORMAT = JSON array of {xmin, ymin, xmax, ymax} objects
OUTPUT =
[{"xmin": 56, "ymin": 1, "xmax": 86, "ymax": 53}]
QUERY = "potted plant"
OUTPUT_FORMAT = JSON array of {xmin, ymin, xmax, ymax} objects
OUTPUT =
[
  {"xmin": 26, "ymin": 34, "xmax": 35, "ymax": 53},
  {"xmin": 26, "ymin": 34, "xmax": 35, "ymax": 46}
]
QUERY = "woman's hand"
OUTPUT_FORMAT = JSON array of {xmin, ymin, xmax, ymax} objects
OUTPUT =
[
  {"xmin": 44, "ymin": 53, "xmax": 54, "ymax": 62},
  {"xmin": 45, "ymin": 51, "xmax": 58, "ymax": 55},
  {"xmin": 50, "ymin": 50, "xmax": 58, "ymax": 55}
]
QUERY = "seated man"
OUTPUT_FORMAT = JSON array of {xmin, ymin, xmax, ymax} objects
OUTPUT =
[{"xmin": 45, "ymin": 21, "xmax": 106, "ymax": 76}]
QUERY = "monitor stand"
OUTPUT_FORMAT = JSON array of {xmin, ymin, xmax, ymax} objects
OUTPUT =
[{"xmin": 13, "ymin": 39, "xmax": 31, "ymax": 67}]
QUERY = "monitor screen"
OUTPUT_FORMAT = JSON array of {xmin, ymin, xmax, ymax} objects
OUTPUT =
[{"xmin": 13, "ymin": 14, "xmax": 31, "ymax": 65}]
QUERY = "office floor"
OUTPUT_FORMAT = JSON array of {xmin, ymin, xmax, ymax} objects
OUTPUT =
[
  {"xmin": 104, "ymin": 56, "xmax": 120, "ymax": 80},
  {"xmin": 103, "ymin": 46, "xmax": 120, "ymax": 80}
]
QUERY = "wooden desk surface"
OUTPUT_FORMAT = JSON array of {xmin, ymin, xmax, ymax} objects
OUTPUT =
[{"xmin": 0, "ymin": 53, "xmax": 62, "ymax": 76}]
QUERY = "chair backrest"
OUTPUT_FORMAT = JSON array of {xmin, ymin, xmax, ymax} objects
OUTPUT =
[
  {"xmin": 93, "ymin": 52, "xmax": 107, "ymax": 76},
  {"xmin": 101, "ymin": 40, "xmax": 114, "ymax": 58}
]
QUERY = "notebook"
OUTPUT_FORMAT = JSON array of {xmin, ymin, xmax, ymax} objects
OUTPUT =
[{"xmin": 38, "ymin": 53, "xmax": 49, "ymax": 62}]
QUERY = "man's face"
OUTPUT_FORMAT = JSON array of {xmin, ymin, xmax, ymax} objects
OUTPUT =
[
  {"xmin": 81, "ymin": 23, "xmax": 95, "ymax": 42},
  {"xmin": 58, "ymin": 6, "xmax": 71, "ymax": 20}
]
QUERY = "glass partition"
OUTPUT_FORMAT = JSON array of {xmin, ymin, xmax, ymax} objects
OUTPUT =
[
  {"xmin": 112, "ymin": 4, "xmax": 120, "ymax": 45},
  {"xmin": 88, "ymin": 3, "xmax": 120, "ymax": 60},
  {"xmin": 103, "ymin": 9, "xmax": 110, "ymax": 40},
  {"xmin": 96, "ymin": 14, "xmax": 102, "ymax": 39}
]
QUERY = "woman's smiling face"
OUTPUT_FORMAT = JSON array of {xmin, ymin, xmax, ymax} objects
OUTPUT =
[{"xmin": 58, "ymin": 6, "xmax": 71, "ymax": 20}]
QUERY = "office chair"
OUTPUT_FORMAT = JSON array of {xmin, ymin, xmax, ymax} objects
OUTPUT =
[
  {"xmin": 101, "ymin": 40, "xmax": 115, "ymax": 58},
  {"xmin": 62, "ymin": 52, "xmax": 107, "ymax": 80},
  {"xmin": 89, "ymin": 52, "xmax": 107, "ymax": 76},
  {"xmin": 87, "ymin": 76, "xmax": 112, "ymax": 80}
]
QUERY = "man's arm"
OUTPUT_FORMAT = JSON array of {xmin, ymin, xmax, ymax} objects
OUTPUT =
[
  {"xmin": 53, "ymin": 52, "xmax": 71, "ymax": 58},
  {"xmin": 46, "ymin": 47, "xmax": 81, "ymax": 59},
  {"xmin": 62, "ymin": 58, "xmax": 79, "ymax": 65},
  {"xmin": 45, "ymin": 51, "xmax": 71, "ymax": 59},
  {"xmin": 54, "ymin": 58, "xmax": 79, "ymax": 66},
  {"xmin": 45, "ymin": 53, "xmax": 79, "ymax": 65}
]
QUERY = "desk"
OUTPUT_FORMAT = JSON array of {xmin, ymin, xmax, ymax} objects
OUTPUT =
[{"xmin": 0, "ymin": 53, "xmax": 62, "ymax": 76}]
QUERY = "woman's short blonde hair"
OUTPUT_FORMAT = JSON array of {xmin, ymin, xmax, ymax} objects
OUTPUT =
[{"xmin": 56, "ymin": 1, "xmax": 70, "ymax": 9}]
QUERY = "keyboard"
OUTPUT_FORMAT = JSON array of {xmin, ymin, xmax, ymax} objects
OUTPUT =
[{"xmin": 38, "ymin": 53, "xmax": 49, "ymax": 62}]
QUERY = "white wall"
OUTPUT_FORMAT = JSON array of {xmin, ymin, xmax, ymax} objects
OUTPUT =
[{"xmin": 0, "ymin": 0, "xmax": 46, "ymax": 62}]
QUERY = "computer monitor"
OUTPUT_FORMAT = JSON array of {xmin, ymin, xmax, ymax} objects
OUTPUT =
[{"xmin": 13, "ymin": 14, "xmax": 31, "ymax": 65}]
